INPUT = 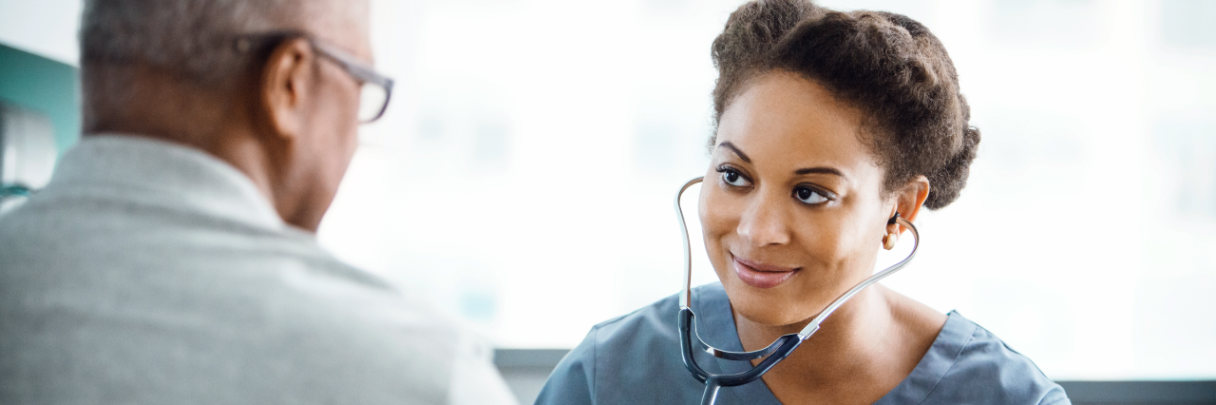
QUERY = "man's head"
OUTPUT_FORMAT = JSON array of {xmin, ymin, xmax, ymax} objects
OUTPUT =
[{"xmin": 79, "ymin": 0, "xmax": 375, "ymax": 231}]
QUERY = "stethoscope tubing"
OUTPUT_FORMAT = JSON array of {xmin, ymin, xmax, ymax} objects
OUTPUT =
[{"xmin": 674, "ymin": 176, "xmax": 921, "ymax": 405}]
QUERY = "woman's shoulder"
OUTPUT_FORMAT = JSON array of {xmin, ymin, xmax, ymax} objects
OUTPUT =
[
  {"xmin": 534, "ymin": 284, "xmax": 725, "ymax": 405},
  {"xmin": 886, "ymin": 311, "xmax": 1072, "ymax": 405}
]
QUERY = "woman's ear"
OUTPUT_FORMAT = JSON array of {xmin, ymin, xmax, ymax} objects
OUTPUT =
[
  {"xmin": 889, "ymin": 175, "xmax": 931, "ymax": 236},
  {"xmin": 258, "ymin": 38, "xmax": 316, "ymax": 143}
]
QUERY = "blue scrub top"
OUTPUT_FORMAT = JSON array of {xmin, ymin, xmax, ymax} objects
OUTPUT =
[{"xmin": 536, "ymin": 283, "xmax": 1070, "ymax": 405}]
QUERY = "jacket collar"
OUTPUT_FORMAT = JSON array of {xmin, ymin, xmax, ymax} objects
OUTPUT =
[{"xmin": 48, "ymin": 134, "xmax": 286, "ymax": 231}]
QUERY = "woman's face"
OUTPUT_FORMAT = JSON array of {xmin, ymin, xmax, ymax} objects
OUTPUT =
[{"xmin": 699, "ymin": 71, "xmax": 895, "ymax": 327}]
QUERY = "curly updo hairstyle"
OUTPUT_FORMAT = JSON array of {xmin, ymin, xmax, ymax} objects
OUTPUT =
[{"xmin": 709, "ymin": 0, "xmax": 980, "ymax": 209}]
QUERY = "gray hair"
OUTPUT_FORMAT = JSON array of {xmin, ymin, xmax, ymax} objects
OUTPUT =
[{"xmin": 79, "ymin": 0, "xmax": 347, "ymax": 86}]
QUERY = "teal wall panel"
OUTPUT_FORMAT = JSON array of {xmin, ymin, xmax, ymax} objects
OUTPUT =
[{"xmin": 0, "ymin": 42, "xmax": 80, "ymax": 154}]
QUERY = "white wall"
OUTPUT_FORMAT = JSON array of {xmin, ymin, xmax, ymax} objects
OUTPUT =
[{"xmin": 0, "ymin": 0, "xmax": 80, "ymax": 64}]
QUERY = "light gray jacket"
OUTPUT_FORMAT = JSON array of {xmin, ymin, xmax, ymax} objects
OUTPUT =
[{"xmin": 0, "ymin": 135, "xmax": 516, "ymax": 405}]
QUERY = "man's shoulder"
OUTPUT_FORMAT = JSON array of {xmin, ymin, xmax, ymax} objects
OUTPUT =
[
  {"xmin": 0, "ymin": 191, "xmax": 467, "ymax": 403},
  {"xmin": 0, "ymin": 183, "xmax": 282, "ymax": 250}
]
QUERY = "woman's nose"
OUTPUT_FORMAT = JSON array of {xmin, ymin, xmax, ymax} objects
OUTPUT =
[{"xmin": 735, "ymin": 191, "xmax": 791, "ymax": 247}]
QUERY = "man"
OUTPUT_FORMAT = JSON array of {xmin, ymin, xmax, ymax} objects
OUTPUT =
[{"xmin": 0, "ymin": 1, "xmax": 516, "ymax": 404}]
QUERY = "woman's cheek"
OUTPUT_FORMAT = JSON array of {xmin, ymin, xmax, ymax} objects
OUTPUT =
[
  {"xmin": 809, "ymin": 213, "xmax": 872, "ymax": 279},
  {"xmin": 699, "ymin": 186, "xmax": 734, "ymax": 274}
]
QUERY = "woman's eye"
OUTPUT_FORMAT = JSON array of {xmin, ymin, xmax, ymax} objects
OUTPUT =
[
  {"xmin": 794, "ymin": 187, "xmax": 829, "ymax": 205},
  {"xmin": 721, "ymin": 169, "xmax": 750, "ymax": 187}
]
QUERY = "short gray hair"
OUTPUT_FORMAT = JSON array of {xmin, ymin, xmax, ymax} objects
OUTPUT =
[{"xmin": 80, "ymin": 0, "xmax": 338, "ymax": 85}]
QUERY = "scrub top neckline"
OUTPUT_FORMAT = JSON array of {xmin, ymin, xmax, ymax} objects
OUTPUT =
[{"xmin": 690, "ymin": 283, "xmax": 971, "ymax": 404}]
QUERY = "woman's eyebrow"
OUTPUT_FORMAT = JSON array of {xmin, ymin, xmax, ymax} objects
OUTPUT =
[
  {"xmin": 717, "ymin": 141, "xmax": 751, "ymax": 163},
  {"xmin": 794, "ymin": 167, "xmax": 845, "ymax": 178},
  {"xmin": 718, "ymin": 141, "xmax": 848, "ymax": 181}
]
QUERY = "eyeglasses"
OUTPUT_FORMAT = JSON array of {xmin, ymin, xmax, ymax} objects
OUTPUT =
[{"xmin": 235, "ymin": 32, "xmax": 394, "ymax": 124}]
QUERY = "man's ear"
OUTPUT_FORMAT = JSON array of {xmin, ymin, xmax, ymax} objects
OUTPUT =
[
  {"xmin": 259, "ymin": 38, "xmax": 316, "ymax": 142},
  {"xmin": 889, "ymin": 175, "xmax": 930, "ymax": 235}
]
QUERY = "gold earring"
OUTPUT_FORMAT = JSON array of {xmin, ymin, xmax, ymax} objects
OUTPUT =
[{"xmin": 883, "ymin": 232, "xmax": 898, "ymax": 250}]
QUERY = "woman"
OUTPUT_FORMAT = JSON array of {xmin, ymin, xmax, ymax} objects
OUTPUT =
[{"xmin": 535, "ymin": 1, "xmax": 1068, "ymax": 404}]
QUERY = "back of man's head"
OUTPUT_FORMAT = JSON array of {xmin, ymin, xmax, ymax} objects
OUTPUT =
[
  {"xmin": 81, "ymin": 0, "xmax": 373, "ymax": 76},
  {"xmin": 79, "ymin": 0, "xmax": 373, "ymax": 231},
  {"xmin": 80, "ymin": 0, "xmax": 366, "ymax": 123},
  {"xmin": 82, "ymin": 0, "xmax": 292, "ymax": 89}
]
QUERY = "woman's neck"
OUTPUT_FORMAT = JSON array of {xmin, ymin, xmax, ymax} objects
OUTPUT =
[
  {"xmin": 733, "ymin": 285, "xmax": 944, "ymax": 404},
  {"xmin": 734, "ymin": 286, "xmax": 892, "ymax": 377}
]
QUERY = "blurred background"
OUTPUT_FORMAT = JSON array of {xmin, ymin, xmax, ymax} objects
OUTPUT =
[{"xmin": 2, "ymin": 0, "xmax": 1214, "ymax": 402}]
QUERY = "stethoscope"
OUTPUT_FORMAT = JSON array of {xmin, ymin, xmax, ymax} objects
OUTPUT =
[{"xmin": 673, "ymin": 177, "xmax": 921, "ymax": 405}]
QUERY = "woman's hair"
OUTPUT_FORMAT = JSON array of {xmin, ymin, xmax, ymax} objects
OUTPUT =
[{"xmin": 710, "ymin": 0, "xmax": 980, "ymax": 209}]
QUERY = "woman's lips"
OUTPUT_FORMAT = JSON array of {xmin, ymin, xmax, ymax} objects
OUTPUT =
[{"xmin": 732, "ymin": 256, "xmax": 799, "ymax": 289}]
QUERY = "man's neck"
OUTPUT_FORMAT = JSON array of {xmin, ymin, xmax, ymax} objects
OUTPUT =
[
  {"xmin": 81, "ymin": 64, "xmax": 317, "ymax": 232},
  {"xmin": 84, "ymin": 63, "xmax": 232, "ymax": 145}
]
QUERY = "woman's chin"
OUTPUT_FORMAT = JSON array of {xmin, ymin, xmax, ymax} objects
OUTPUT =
[
  {"xmin": 722, "ymin": 281, "xmax": 819, "ymax": 328},
  {"xmin": 736, "ymin": 306, "xmax": 812, "ymax": 329}
]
